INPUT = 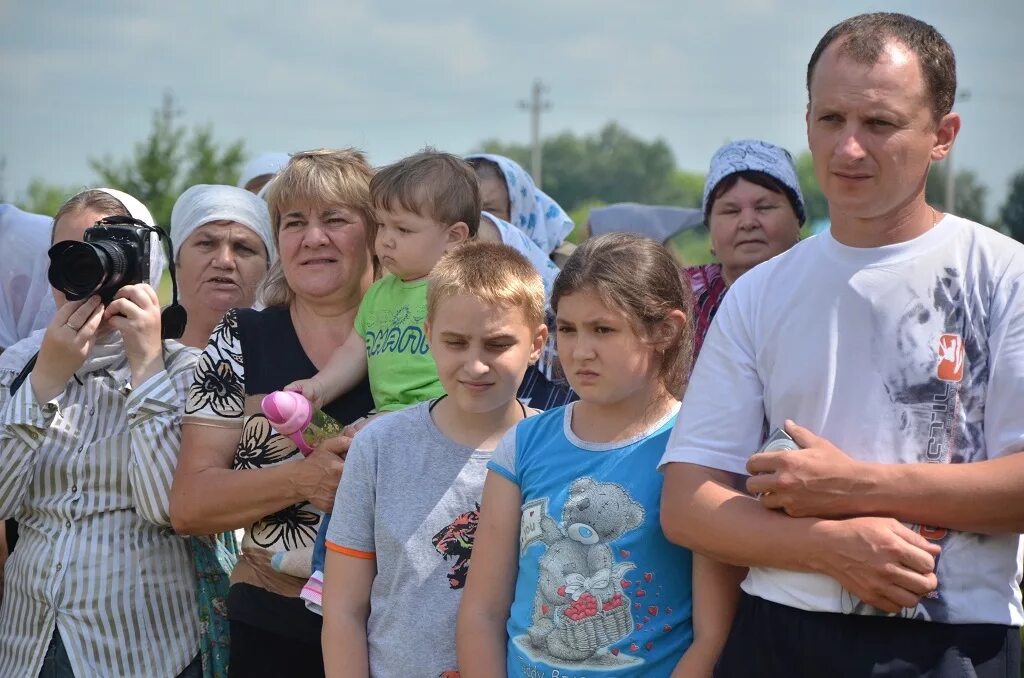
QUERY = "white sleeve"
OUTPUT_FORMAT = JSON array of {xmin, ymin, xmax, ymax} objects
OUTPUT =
[{"xmin": 660, "ymin": 284, "xmax": 765, "ymax": 475}]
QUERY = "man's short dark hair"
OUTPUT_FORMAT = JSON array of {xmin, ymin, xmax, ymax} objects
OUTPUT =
[{"xmin": 806, "ymin": 12, "xmax": 957, "ymax": 122}]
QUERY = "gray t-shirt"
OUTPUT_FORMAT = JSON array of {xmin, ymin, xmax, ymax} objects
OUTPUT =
[{"xmin": 326, "ymin": 399, "xmax": 532, "ymax": 677}]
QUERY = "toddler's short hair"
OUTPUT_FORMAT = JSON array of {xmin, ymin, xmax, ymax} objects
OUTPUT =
[
  {"xmin": 427, "ymin": 241, "xmax": 545, "ymax": 329},
  {"xmin": 371, "ymin": 149, "xmax": 481, "ymax": 236}
]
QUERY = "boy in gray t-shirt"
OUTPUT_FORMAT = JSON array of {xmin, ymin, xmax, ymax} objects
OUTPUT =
[{"xmin": 320, "ymin": 242, "xmax": 549, "ymax": 677}]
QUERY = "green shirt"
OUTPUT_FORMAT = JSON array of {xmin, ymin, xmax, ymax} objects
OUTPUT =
[{"xmin": 354, "ymin": 275, "xmax": 445, "ymax": 411}]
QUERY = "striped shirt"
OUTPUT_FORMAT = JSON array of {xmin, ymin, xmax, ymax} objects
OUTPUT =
[{"xmin": 0, "ymin": 338, "xmax": 200, "ymax": 677}]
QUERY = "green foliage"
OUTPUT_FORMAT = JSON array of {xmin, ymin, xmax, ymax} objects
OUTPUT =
[
  {"xmin": 926, "ymin": 163, "xmax": 988, "ymax": 224},
  {"xmin": 20, "ymin": 179, "xmax": 79, "ymax": 218},
  {"xmin": 481, "ymin": 123, "xmax": 693, "ymax": 213},
  {"xmin": 668, "ymin": 227, "xmax": 714, "ymax": 267},
  {"xmin": 89, "ymin": 92, "xmax": 246, "ymax": 228},
  {"xmin": 794, "ymin": 152, "xmax": 829, "ymax": 225},
  {"xmin": 999, "ymin": 170, "xmax": 1024, "ymax": 243},
  {"xmin": 566, "ymin": 199, "xmax": 605, "ymax": 244}
]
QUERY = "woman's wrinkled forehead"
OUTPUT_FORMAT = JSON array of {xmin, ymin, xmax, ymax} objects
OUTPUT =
[{"xmin": 280, "ymin": 201, "xmax": 360, "ymax": 221}]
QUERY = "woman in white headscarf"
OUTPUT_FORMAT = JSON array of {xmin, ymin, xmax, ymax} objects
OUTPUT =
[
  {"xmin": 237, "ymin": 152, "xmax": 291, "ymax": 194},
  {"xmin": 0, "ymin": 205, "xmax": 58, "ymax": 354},
  {"xmin": 171, "ymin": 184, "xmax": 275, "ymax": 349},
  {"xmin": 0, "ymin": 188, "xmax": 202, "ymax": 678}
]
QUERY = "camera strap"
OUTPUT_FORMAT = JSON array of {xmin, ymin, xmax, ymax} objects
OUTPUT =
[{"xmin": 153, "ymin": 228, "xmax": 187, "ymax": 341}]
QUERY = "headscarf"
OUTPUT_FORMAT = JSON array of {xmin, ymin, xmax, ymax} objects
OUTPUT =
[
  {"xmin": 170, "ymin": 184, "xmax": 276, "ymax": 262},
  {"xmin": 702, "ymin": 139, "xmax": 806, "ymax": 225},
  {"xmin": 237, "ymin": 152, "xmax": 290, "ymax": 189},
  {"xmin": 465, "ymin": 153, "xmax": 574, "ymax": 254},
  {"xmin": 0, "ymin": 205, "xmax": 58, "ymax": 350},
  {"xmin": 0, "ymin": 188, "xmax": 166, "ymax": 378},
  {"xmin": 588, "ymin": 203, "xmax": 704, "ymax": 243},
  {"xmin": 481, "ymin": 212, "xmax": 560, "ymax": 299}
]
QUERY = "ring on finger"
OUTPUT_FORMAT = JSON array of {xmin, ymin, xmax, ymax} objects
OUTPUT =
[{"xmin": 66, "ymin": 322, "xmax": 82, "ymax": 332}]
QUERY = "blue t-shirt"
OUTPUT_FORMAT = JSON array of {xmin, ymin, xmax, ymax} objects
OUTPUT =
[{"xmin": 489, "ymin": 402, "xmax": 694, "ymax": 677}]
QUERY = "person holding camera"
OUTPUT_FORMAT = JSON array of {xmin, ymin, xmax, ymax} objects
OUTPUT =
[{"xmin": 0, "ymin": 188, "xmax": 202, "ymax": 677}]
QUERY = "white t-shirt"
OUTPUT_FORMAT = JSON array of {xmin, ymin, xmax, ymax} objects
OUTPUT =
[{"xmin": 660, "ymin": 215, "xmax": 1024, "ymax": 626}]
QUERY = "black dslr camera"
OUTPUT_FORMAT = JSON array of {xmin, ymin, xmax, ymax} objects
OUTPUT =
[{"xmin": 47, "ymin": 216, "xmax": 151, "ymax": 304}]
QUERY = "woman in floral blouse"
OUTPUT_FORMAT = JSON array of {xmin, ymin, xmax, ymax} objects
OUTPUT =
[{"xmin": 170, "ymin": 149, "xmax": 377, "ymax": 678}]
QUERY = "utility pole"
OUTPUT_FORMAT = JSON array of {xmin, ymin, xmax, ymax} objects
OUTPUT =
[
  {"xmin": 944, "ymin": 89, "xmax": 971, "ymax": 214},
  {"xmin": 519, "ymin": 80, "xmax": 551, "ymax": 187}
]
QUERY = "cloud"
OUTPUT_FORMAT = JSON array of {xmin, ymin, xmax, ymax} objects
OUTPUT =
[{"xmin": 2, "ymin": 0, "xmax": 1022, "ymax": 213}]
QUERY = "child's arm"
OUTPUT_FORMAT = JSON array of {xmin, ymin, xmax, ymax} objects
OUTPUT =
[
  {"xmin": 322, "ymin": 548, "xmax": 376, "ymax": 678},
  {"xmin": 456, "ymin": 473, "xmax": 522, "ymax": 677},
  {"xmin": 286, "ymin": 332, "xmax": 368, "ymax": 409},
  {"xmin": 669, "ymin": 555, "xmax": 746, "ymax": 677}
]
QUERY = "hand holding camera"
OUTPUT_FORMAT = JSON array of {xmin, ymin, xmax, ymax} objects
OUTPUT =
[
  {"xmin": 104, "ymin": 283, "xmax": 164, "ymax": 387},
  {"xmin": 32, "ymin": 296, "xmax": 105, "ymax": 403},
  {"xmin": 44, "ymin": 216, "xmax": 184, "ymax": 390}
]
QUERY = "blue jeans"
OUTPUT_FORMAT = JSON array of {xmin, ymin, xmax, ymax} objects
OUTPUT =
[
  {"xmin": 311, "ymin": 513, "xmax": 329, "ymax": 574},
  {"xmin": 39, "ymin": 630, "xmax": 203, "ymax": 678}
]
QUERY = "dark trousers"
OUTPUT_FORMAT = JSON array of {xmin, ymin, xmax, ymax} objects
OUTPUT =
[
  {"xmin": 715, "ymin": 592, "xmax": 1021, "ymax": 678},
  {"xmin": 39, "ymin": 630, "xmax": 202, "ymax": 678},
  {"xmin": 228, "ymin": 619, "xmax": 325, "ymax": 678}
]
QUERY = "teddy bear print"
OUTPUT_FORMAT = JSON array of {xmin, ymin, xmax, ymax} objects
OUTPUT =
[{"xmin": 526, "ymin": 477, "xmax": 645, "ymax": 662}]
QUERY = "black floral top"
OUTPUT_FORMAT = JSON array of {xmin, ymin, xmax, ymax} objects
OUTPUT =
[{"xmin": 183, "ymin": 307, "xmax": 373, "ymax": 623}]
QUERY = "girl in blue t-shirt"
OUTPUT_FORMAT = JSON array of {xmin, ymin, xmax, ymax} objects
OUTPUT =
[{"xmin": 458, "ymin": 233, "xmax": 742, "ymax": 677}]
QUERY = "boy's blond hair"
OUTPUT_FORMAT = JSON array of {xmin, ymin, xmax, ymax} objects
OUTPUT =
[
  {"xmin": 427, "ymin": 241, "xmax": 545, "ymax": 329},
  {"xmin": 371, "ymin": 149, "xmax": 481, "ymax": 236}
]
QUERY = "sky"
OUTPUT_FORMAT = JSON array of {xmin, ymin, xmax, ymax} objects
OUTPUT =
[{"xmin": 1, "ymin": 0, "xmax": 1022, "ymax": 218}]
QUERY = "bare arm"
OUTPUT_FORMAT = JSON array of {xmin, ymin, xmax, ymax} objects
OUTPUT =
[
  {"xmin": 287, "ymin": 332, "xmax": 368, "ymax": 409},
  {"xmin": 660, "ymin": 462, "xmax": 940, "ymax": 614},
  {"xmin": 169, "ymin": 423, "xmax": 349, "ymax": 535},
  {"xmin": 457, "ymin": 473, "xmax": 521, "ymax": 677},
  {"xmin": 865, "ymin": 452, "xmax": 1024, "ymax": 533},
  {"xmin": 322, "ymin": 550, "xmax": 375, "ymax": 678},
  {"xmin": 747, "ymin": 421, "xmax": 1024, "ymax": 534},
  {"xmin": 670, "ymin": 555, "xmax": 745, "ymax": 678}
]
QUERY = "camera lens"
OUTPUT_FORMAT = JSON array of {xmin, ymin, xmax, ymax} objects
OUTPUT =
[
  {"xmin": 47, "ymin": 240, "xmax": 127, "ymax": 300},
  {"xmin": 93, "ymin": 240, "xmax": 129, "ymax": 286}
]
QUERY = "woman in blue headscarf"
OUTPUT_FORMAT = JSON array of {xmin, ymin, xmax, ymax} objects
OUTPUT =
[{"xmin": 465, "ymin": 154, "xmax": 574, "ymax": 257}]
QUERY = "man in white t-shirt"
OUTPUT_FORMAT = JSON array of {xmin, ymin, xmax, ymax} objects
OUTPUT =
[{"xmin": 660, "ymin": 12, "xmax": 1024, "ymax": 677}]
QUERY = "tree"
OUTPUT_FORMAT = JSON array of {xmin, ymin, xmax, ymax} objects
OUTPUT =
[
  {"xmin": 20, "ymin": 179, "xmax": 80, "ymax": 218},
  {"xmin": 1000, "ymin": 170, "xmax": 1024, "ymax": 243},
  {"xmin": 89, "ymin": 92, "xmax": 246, "ymax": 227},
  {"xmin": 480, "ymin": 122, "xmax": 688, "ymax": 212},
  {"xmin": 925, "ymin": 163, "xmax": 987, "ymax": 224},
  {"xmin": 793, "ymin": 152, "xmax": 829, "ymax": 225}
]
